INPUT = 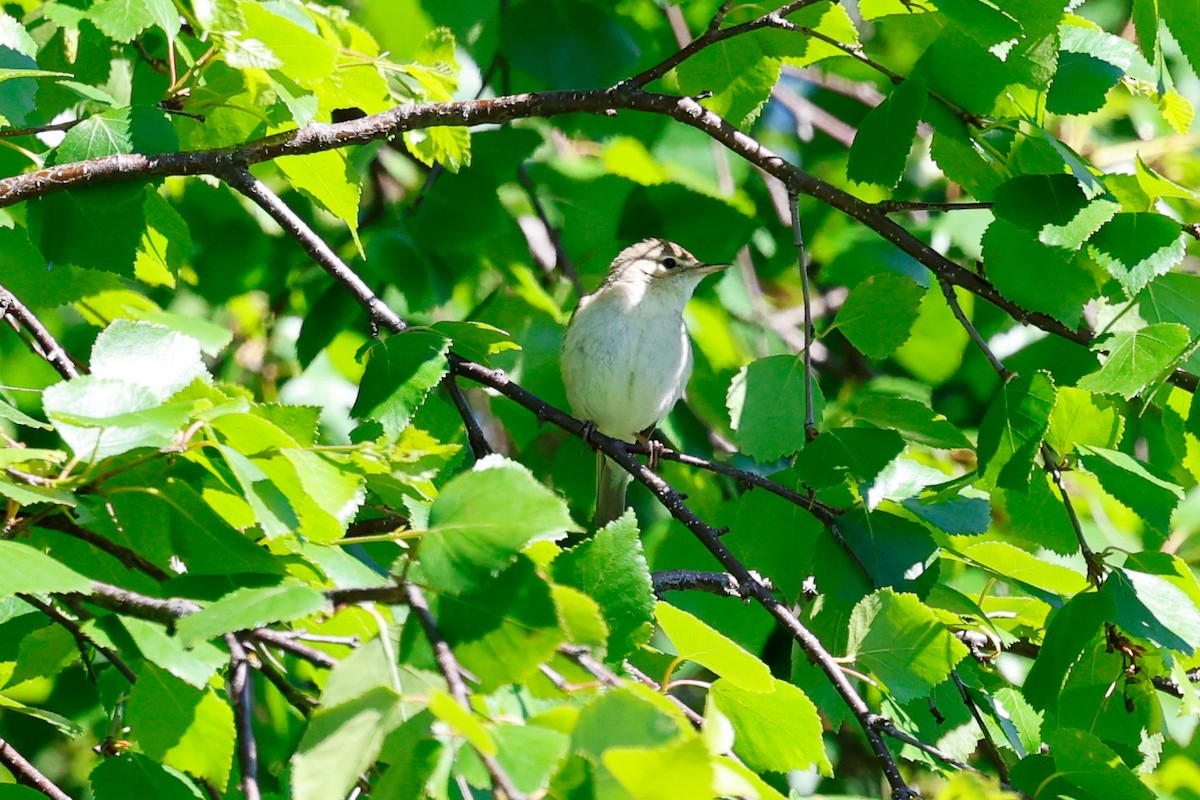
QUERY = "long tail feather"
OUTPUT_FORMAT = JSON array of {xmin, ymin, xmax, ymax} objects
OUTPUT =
[{"xmin": 595, "ymin": 451, "xmax": 632, "ymax": 528}]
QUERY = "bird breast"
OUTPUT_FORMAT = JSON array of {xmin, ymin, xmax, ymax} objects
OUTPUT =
[{"xmin": 561, "ymin": 291, "xmax": 693, "ymax": 440}]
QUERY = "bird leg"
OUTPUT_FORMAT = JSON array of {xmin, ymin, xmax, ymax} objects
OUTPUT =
[
  {"xmin": 579, "ymin": 420, "xmax": 599, "ymax": 449},
  {"xmin": 636, "ymin": 428, "xmax": 665, "ymax": 472}
]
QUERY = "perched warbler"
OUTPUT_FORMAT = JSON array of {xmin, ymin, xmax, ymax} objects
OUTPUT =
[{"xmin": 561, "ymin": 238, "xmax": 727, "ymax": 526}]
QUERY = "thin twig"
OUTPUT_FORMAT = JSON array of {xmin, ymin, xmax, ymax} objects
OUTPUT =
[
  {"xmin": 444, "ymin": 375, "xmax": 493, "ymax": 460},
  {"xmin": 0, "ymin": 738, "xmax": 73, "ymax": 800},
  {"xmin": 516, "ymin": 164, "xmax": 584, "ymax": 296},
  {"xmin": 403, "ymin": 583, "xmax": 526, "ymax": 800},
  {"xmin": 37, "ymin": 513, "xmax": 173, "ymax": 581},
  {"xmin": 219, "ymin": 168, "xmax": 407, "ymax": 336},
  {"xmin": 0, "ymin": 284, "xmax": 80, "ymax": 380},
  {"xmin": 19, "ymin": 594, "xmax": 137, "ymax": 683},
  {"xmin": 226, "ymin": 636, "xmax": 262, "ymax": 800},
  {"xmin": 652, "ymin": 569, "xmax": 771, "ymax": 598},
  {"xmin": 248, "ymin": 641, "xmax": 317, "ymax": 716},
  {"xmin": 788, "ymin": 189, "xmax": 818, "ymax": 441},
  {"xmin": 879, "ymin": 200, "xmax": 994, "ymax": 214},
  {"xmin": 618, "ymin": 0, "xmax": 827, "ymax": 90},
  {"xmin": 936, "ymin": 278, "xmax": 1011, "ymax": 378},
  {"xmin": 1041, "ymin": 443, "xmax": 1104, "ymax": 585},
  {"xmin": 951, "ymin": 671, "xmax": 1011, "ymax": 785},
  {"xmin": 0, "ymin": 118, "xmax": 84, "ymax": 139}
]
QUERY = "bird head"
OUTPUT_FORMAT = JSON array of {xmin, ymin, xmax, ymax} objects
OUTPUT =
[{"xmin": 601, "ymin": 239, "xmax": 728, "ymax": 292}]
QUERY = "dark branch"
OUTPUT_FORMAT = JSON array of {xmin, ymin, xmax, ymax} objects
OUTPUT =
[
  {"xmin": 652, "ymin": 569, "xmax": 772, "ymax": 598},
  {"xmin": 219, "ymin": 168, "xmax": 407, "ymax": 335},
  {"xmin": 0, "ymin": 738, "xmax": 73, "ymax": 800},
  {"xmin": 0, "ymin": 284, "xmax": 80, "ymax": 380},
  {"xmin": 402, "ymin": 583, "xmax": 526, "ymax": 800},
  {"xmin": 226, "ymin": 635, "xmax": 262, "ymax": 800}
]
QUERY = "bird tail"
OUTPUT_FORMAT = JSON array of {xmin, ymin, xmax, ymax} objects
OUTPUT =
[{"xmin": 595, "ymin": 451, "xmax": 632, "ymax": 528}]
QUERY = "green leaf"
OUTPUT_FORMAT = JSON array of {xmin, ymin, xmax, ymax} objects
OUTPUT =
[
  {"xmin": 89, "ymin": 0, "xmax": 156, "ymax": 43},
  {"xmin": 829, "ymin": 273, "xmax": 926, "ymax": 357},
  {"xmin": 981, "ymin": 219, "xmax": 1096, "ymax": 327},
  {"xmin": 1045, "ymin": 387, "xmax": 1123, "ymax": 454},
  {"xmin": 292, "ymin": 686, "xmax": 405, "ymax": 800},
  {"xmin": 0, "ymin": 541, "xmax": 92, "ymax": 595},
  {"xmin": 351, "ymin": 331, "xmax": 451, "ymax": 437},
  {"xmin": 109, "ymin": 617, "xmax": 226, "ymax": 688},
  {"xmin": 1160, "ymin": 0, "xmax": 1200, "ymax": 74},
  {"xmin": 430, "ymin": 321, "xmax": 520, "ymax": 365},
  {"xmin": 1088, "ymin": 212, "xmax": 1186, "ymax": 296},
  {"xmin": 1047, "ymin": 50, "xmax": 1124, "ymax": 115},
  {"xmin": 1033, "ymin": 728, "xmax": 1155, "ymax": 800},
  {"xmin": 573, "ymin": 686, "xmax": 688, "ymax": 758},
  {"xmin": 90, "ymin": 753, "xmax": 205, "ymax": 800},
  {"xmin": 1077, "ymin": 446, "xmax": 1183, "ymax": 536},
  {"xmin": 991, "ymin": 174, "xmax": 1119, "ymax": 250},
  {"xmin": 975, "ymin": 370, "xmax": 1056, "ymax": 490},
  {"xmin": 1106, "ymin": 564, "xmax": 1200, "ymax": 655},
  {"xmin": 846, "ymin": 589, "xmax": 969, "ymax": 702},
  {"xmin": 846, "ymin": 78, "xmax": 927, "ymax": 189},
  {"xmin": 175, "ymin": 580, "xmax": 328, "ymax": 645},
  {"xmin": 935, "ymin": 0, "xmax": 1023, "ymax": 52},
  {"xmin": 848, "ymin": 393, "xmax": 970, "ymax": 449},
  {"xmin": 793, "ymin": 427, "xmax": 906, "ymax": 491},
  {"xmin": 604, "ymin": 736, "xmax": 713, "ymax": 800},
  {"xmin": 1078, "ymin": 323, "xmax": 1191, "ymax": 399},
  {"xmin": 837, "ymin": 508, "xmax": 939, "ymax": 593},
  {"xmin": 707, "ymin": 677, "xmax": 831, "ymax": 775},
  {"xmin": 439, "ymin": 556, "xmax": 563, "ymax": 691},
  {"xmin": 277, "ymin": 150, "xmax": 363, "ymax": 248},
  {"xmin": 655, "ymin": 601, "xmax": 774, "ymax": 692},
  {"xmin": 91, "ymin": 320, "xmax": 209, "ymax": 399},
  {"xmin": 125, "ymin": 663, "xmax": 235, "ymax": 789},
  {"xmin": 726, "ymin": 354, "xmax": 823, "ymax": 462},
  {"xmin": 956, "ymin": 541, "xmax": 1090, "ymax": 599},
  {"xmin": 726, "ymin": 489, "xmax": 825, "ymax": 601},
  {"xmin": 551, "ymin": 511, "xmax": 655, "ymax": 662},
  {"xmin": 676, "ymin": 35, "xmax": 781, "ymax": 129},
  {"xmin": 480, "ymin": 723, "xmax": 571, "ymax": 795},
  {"xmin": 422, "ymin": 455, "xmax": 576, "ymax": 594},
  {"xmin": 999, "ymin": 475, "xmax": 1080, "ymax": 555},
  {"xmin": 893, "ymin": 284, "xmax": 971, "ymax": 383}
]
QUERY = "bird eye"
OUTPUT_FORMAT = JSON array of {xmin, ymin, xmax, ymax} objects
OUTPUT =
[{"xmin": 662, "ymin": 257, "xmax": 678, "ymax": 269}]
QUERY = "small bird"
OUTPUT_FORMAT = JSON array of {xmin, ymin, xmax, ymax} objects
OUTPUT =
[{"xmin": 561, "ymin": 238, "xmax": 727, "ymax": 526}]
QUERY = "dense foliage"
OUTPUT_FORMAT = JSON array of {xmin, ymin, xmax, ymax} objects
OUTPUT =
[{"xmin": 1, "ymin": 0, "xmax": 1200, "ymax": 798}]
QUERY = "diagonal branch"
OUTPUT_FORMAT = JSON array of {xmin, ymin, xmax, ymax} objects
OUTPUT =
[
  {"xmin": 219, "ymin": 167, "xmax": 407, "ymax": 335},
  {"xmin": 0, "ymin": 284, "xmax": 80, "ymax": 380},
  {"xmin": 449, "ymin": 356, "xmax": 920, "ymax": 799},
  {"xmin": 402, "ymin": 583, "xmax": 526, "ymax": 800},
  {"xmin": 226, "ymin": 635, "xmax": 262, "ymax": 800},
  {"xmin": 0, "ymin": 739, "xmax": 73, "ymax": 800}
]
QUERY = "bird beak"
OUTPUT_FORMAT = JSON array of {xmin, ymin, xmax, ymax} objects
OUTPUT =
[{"xmin": 694, "ymin": 261, "xmax": 730, "ymax": 274}]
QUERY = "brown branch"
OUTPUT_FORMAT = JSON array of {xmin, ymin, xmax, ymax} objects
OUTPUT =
[
  {"xmin": 517, "ymin": 164, "xmax": 584, "ymax": 296},
  {"xmin": 19, "ymin": 593, "xmax": 137, "ymax": 683},
  {"xmin": 443, "ymin": 375, "xmax": 493, "ymax": 461},
  {"xmin": 0, "ymin": 284, "xmax": 80, "ymax": 380},
  {"xmin": 0, "ymin": 118, "xmax": 84, "ymax": 139},
  {"xmin": 402, "ymin": 583, "xmax": 526, "ymax": 800},
  {"xmin": 0, "ymin": 90, "xmax": 1193, "ymax": 393},
  {"xmin": 0, "ymin": 739, "xmax": 73, "ymax": 800},
  {"xmin": 449, "ymin": 357, "xmax": 919, "ymax": 799},
  {"xmin": 652, "ymin": 569, "xmax": 773, "ymax": 598},
  {"xmin": 249, "ymin": 641, "xmax": 317, "ymax": 716},
  {"xmin": 618, "ymin": 0, "xmax": 828, "ymax": 90},
  {"xmin": 219, "ymin": 168, "xmax": 407, "ymax": 335},
  {"xmin": 36, "ymin": 513, "xmax": 172, "ymax": 581},
  {"xmin": 226, "ymin": 635, "xmax": 262, "ymax": 800}
]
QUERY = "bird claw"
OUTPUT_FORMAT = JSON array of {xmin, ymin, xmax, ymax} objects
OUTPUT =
[{"xmin": 580, "ymin": 421, "xmax": 599, "ymax": 449}]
